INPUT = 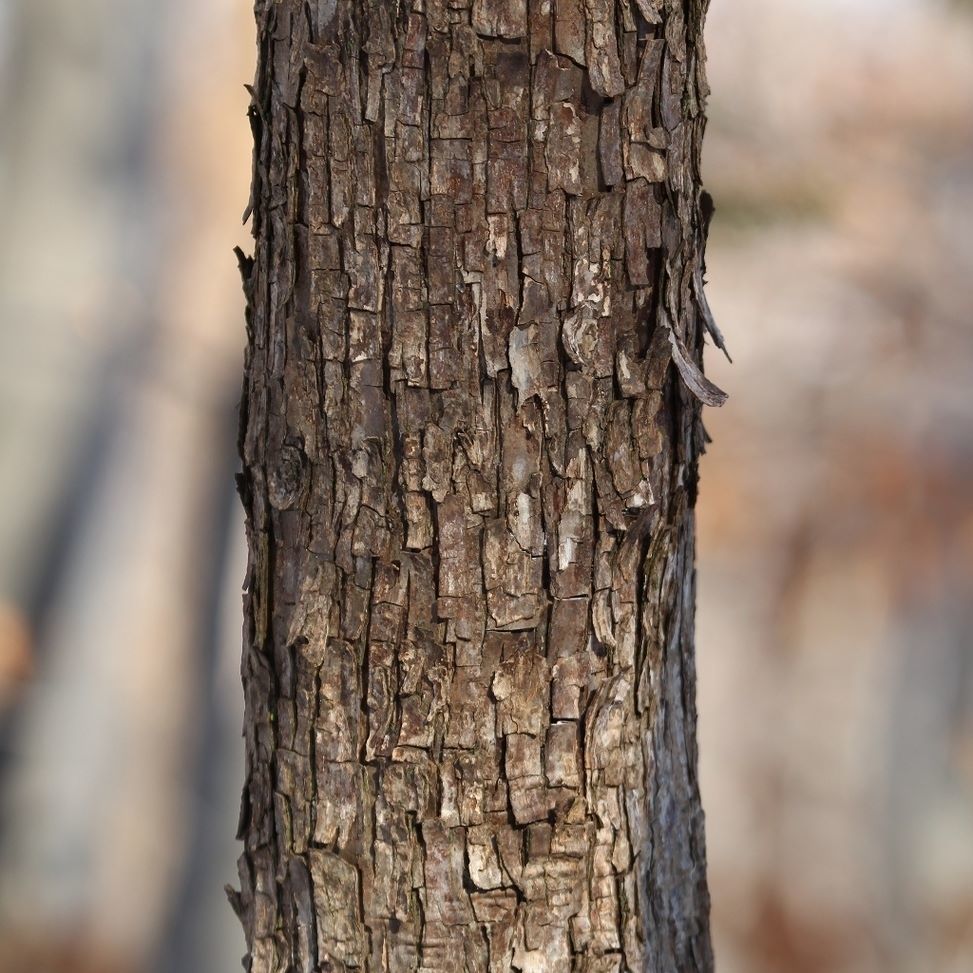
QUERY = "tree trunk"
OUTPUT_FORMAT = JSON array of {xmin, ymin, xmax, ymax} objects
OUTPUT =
[{"xmin": 234, "ymin": 1, "xmax": 719, "ymax": 970}]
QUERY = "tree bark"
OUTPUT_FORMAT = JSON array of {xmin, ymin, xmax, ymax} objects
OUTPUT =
[{"xmin": 234, "ymin": 1, "xmax": 719, "ymax": 970}]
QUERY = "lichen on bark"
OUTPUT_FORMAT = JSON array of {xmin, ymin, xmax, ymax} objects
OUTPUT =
[{"xmin": 233, "ymin": 1, "xmax": 718, "ymax": 970}]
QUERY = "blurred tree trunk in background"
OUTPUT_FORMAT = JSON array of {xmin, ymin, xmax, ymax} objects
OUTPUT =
[
  {"xmin": 0, "ymin": 1, "xmax": 250, "ymax": 970},
  {"xmin": 235, "ymin": 1, "xmax": 719, "ymax": 970}
]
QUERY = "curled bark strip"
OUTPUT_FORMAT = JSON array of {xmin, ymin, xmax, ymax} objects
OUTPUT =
[{"xmin": 667, "ymin": 316, "xmax": 729, "ymax": 407}]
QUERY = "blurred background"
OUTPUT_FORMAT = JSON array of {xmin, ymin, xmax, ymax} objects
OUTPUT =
[{"xmin": 0, "ymin": 0, "xmax": 970, "ymax": 970}]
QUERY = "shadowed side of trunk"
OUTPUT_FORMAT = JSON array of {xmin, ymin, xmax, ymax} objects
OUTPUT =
[{"xmin": 234, "ymin": 1, "xmax": 716, "ymax": 970}]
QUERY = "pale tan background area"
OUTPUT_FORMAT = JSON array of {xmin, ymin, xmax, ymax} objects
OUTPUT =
[{"xmin": 0, "ymin": 1, "xmax": 970, "ymax": 970}]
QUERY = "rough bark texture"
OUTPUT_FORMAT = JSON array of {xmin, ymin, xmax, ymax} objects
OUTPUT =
[{"xmin": 234, "ymin": 1, "xmax": 719, "ymax": 970}]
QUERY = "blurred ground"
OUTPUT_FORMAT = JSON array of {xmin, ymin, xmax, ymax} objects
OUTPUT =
[{"xmin": 0, "ymin": 1, "xmax": 970, "ymax": 971}]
